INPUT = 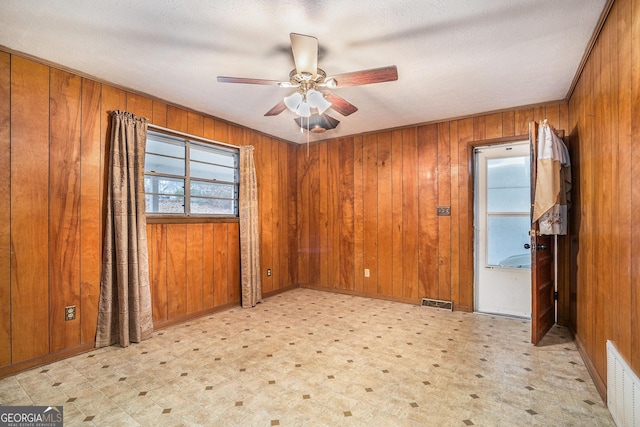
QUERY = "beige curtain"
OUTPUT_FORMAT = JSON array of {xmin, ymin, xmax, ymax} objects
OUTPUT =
[
  {"xmin": 96, "ymin": 111, "xmax": 153, "ymax": 348},
  {"xmin": 239, "ymin": 145, "xmax": 262, "ymax": 308}
]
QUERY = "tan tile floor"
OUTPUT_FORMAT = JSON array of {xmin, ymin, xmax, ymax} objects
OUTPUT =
[{"xmin": 0, "ymin": 288, "xmax": 614, "ymax": 426}]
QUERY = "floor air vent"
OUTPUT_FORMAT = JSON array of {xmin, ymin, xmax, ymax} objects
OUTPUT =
[
  {"xmin": 421, "ymin": 298, "xmax": 453, "ymax": 311},
  {"xmin": 607, "ymin": 340, "xmax": 640, "ymax": 426}
]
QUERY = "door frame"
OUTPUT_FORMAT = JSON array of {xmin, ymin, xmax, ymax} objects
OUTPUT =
[{"xmin": 473, "ymin": 141, "xmax": 532, "ymax": 318}]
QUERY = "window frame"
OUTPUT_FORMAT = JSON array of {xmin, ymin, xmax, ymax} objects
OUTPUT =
[{"xmin": 144, "ymin": 129, "xmax": 240, "ymax": 219}]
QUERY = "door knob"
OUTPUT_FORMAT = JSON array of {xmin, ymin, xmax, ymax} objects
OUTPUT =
[
  {"xmin": 524, "ymin": 243, "xmax": 531, "ymax": 249},
  {"xmin": 537, "ymin": 244, "xmax": 547, "ymax": 250}
]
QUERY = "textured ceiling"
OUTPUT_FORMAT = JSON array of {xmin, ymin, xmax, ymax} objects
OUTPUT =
[{"xmin": 0, "ymin": 0, "xmax": 607, "ymax": 144}]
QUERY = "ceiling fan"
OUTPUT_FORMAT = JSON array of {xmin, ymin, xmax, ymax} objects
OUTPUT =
[{"xmin": 217, "ymin": 33, "xmax": 398, "ymax": 132}]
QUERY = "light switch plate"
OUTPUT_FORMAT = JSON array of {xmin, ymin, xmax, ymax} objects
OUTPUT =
[{"xmin": 437, "ymin": 206, "xmax": 451, "ymax": 216}]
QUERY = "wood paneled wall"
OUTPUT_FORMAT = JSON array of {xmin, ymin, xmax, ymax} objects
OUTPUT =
[
  {"xmin": 567, "ymin": 0, "xmax": 640, "ymax": 396},
  {"xmin": 0, "ymin": 51, "xmax": 297, "ymax": 376},
  {"xmin": 297, "ymin": 103, "xmax": 569, "ymax": 311}
]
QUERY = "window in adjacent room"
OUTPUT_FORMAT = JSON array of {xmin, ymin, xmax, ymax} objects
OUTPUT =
[{"xmin": 144, "ymin": 130, "xmax": 239, "ymax": 216}]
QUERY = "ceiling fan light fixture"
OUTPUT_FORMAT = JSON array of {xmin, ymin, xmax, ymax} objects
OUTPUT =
[
  {"xmin": 306, "ymin": 89, "xmax": 332, "ymax": 114},
  {"xmin": 295, "ymin": 101, "xmax": 311, "ymax": 117},
  {"xmin": 324, "ymin": 78, "xmax": 338, "ymax": 88},
  {"xmin": 295, "ymin": 113, "xmax": 340, "ymax": 133},
  {"xmin": 284, "ymin": 92, "xmax": 303, "ymax": 112}
]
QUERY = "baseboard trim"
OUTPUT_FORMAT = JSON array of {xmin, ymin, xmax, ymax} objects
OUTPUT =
[
  {"xmin": 573, "ymin": 331, "xmax": 607, "ymax": 402},
  {"xmin": 0, "ymin": 342, "xmax": 95, "ymax": 379}
]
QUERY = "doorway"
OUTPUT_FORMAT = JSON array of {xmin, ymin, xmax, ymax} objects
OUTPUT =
[{"xmin": 474, "ymin": 141, "xmax": 531, "ymax": 318}]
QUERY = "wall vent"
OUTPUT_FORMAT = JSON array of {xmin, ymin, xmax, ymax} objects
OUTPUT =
[
  {"xmin": 421, "ymin": 298, "xmax": 453, "ymax": 311},
  {"xmin": 607, "ymin": 340, "xmax": 640, "ymax": 426}
]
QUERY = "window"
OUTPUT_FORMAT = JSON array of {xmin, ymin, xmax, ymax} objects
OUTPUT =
[{"xmin": 144, "ymin": 130, "xmax": 239, "ymax": 216}]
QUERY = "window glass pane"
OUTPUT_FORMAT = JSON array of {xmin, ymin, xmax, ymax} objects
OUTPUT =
[
  {"xmin": 145, "ymin": 153, "xmax": 185, "ymax": 176},
  {"xmin": 144, "ymin": 131, "xmax": 239, "ymax": 217},
  {"xmin": 191, "ymin": 145, "xmax": 236, "ymax": 167},
  {"xmin": 146, "ymin": 133, "xmax": 185, "ymax": 158},
  {"xmin": 144, "ymin": 175, "xmax": 185, "ymax": 195},
  {"xmin": 190, "ymin": 197, "xmax": 236, "ymax": 215},
  {"xmin": 487, "ymin": 214, "xmax": 530, "ymax": 268},
  {"xmin": 190, "ymin": 161, "xmax": 236, "ymax": 182},
  {"xmin": 145, "ymin": 194, "xmax": 185, "ymax": 214},
  {"xmin": 487, "ymin": 156, "xmax": 530, "ymax": 212},
  {"xmin": 190, "ymin": 181, "xmax": 235, "ymax": 199}
]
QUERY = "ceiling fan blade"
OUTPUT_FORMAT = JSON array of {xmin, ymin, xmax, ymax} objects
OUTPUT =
[
  {"xmin": 217, "ymin": 76, "xmax": 282, "ymax": 85},
  {"xmin": 290, "ymin": 33, "xmax": 318, "ymax": 76},
  {"xmin": 264, "ymin": 100, "xmax": 287, "ymax": 116},
  {"xmin": 330, "ymin": 65, "xmax": 398, "ymax": 87},
  {"xmin": 324, "ymin": 93, "xmax": 358, "ymax": 116}
]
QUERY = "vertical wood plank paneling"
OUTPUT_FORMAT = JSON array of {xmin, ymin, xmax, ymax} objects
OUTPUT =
[
  {"xmin": 308, "ymin": 143, "xmax": 320, "ymax": 285},
  {"xmin": 376, "ymin": 132, "xmax": 393, "ymax": 295},
  {"xmin": 213, "ymin": 223, "xmax": 228, "ymax": 307},
  {"xmin": 149, "ymin": 224, "xmax": 168, "ymax": 323},
  {"xmin": 339, "ymin": 138, "xmax": 355, "ymax": 291},
  {"xmin": 580, "ymin": 54, "xmax": 596, "ymax": 364},
  {"xmin": 318, "ymin": 143, "xmax": 329, "ymax": 287},
  {"xmin": 167, "ymin": 106, "xmax": 188, "ymax": 133},
  {"xmin": 187, "ymin": 112, "xmax": 204, "ymax": 137},
  {"xmin": 391, "ymin": 130, "xmax": 404, "ymax": 298},
  {"xmin": 456, "ymin": 118, "xmax": 474, "ymax": 310},
  {"xmin": 592, "ymin": 35, "xmax": 604, "ymax": 373},
  {"xmin": 202, "ymin": 224, "xmax": 214, "ymax": 309},
  {"xmin": 607, "ymin": 11, "xmax": 620, "ymax": 354},
  {"xmin": 11, "ymin": 57, "xmax": 50, "ymax": 363},
  {"xmin": 449, "ymin": 121, "xmax": 461, "ymax": 306},
  {"xmin": 418, "ymin": 125, "xmax": 439, "ymax": 299},
  {"xmin": 166, "ymin": 224, "xmax": 187, "ymax": 318},
  {"xmin": 151, "ymin": 100, "xmax": 167, "ymax": 127},
  {"xmin": 544, "ymin": 103, "xmax": 560, "ymax": 129},
  {"xmin": 259, "ymin": 135, "xmax": 274, "ymax": 292},
  {"xmin": 485, "ymin": 113, "xmax": 503, "ymax": 139},
  {"xmin": 515, "ymin": 108, "xmax": 533, "ymax": 136},
  {"xmin": 287, "ymin": 143, "xmax": 298, "ymax": 286},
  {"xmin": 270, "ymin": 139, "xmax": 281, "ymax": 290},
  {"xmin": 327, "ymin": 139, "xmax": 340, "ymax": 288},
  {"xmin": 363, "ymin": 134, "xmax": 378, "ymax": 294},
  {"xmin": 353, "ymin": 136, "xmax": 365, "ymax": 293},
  {"xmin": 473, "ymin": 116, "xmax": 486, "ymax": 141},
  {"xmin": 437, "ymin": 122, "xmax": 451, "ymax": 301},
  {"xmin": 278, "ymin": 141, "xmax": 291, "ymax": 290},
  {"xmin": 503, "ymin": 111, "xmax": 515, "ymax": 137},
  {"xmin": 630, "ymin": 0, "xmax": 640, "ymax": 373},
  {"xmin": 49, "ymin": 68, "xmax": 81, "ymax": 352},
  {"xmin": 186, "ymin": 224, "xmax": 204, "ymax": 313},
  {"xmin": 214, "ymin": 119, "xmax": 229, "ymax": 144},
  {"xmin": 402, "ymin": 128, "xmax": 419, "ymax": 300},
  {"xmin": 615, "ymin": 0, "xmax": 632, "ymax": 361},
  {"xmin": 559, "ymin": 102, "xmax": 569, "ymax": 135},
  {"xmin": 227, "ymin": 222, "xmax": 240, "ymax": 303},
  {"xmin": 126, "ymin": 93, "xmax": 153, "ymax": 119},
  {"xmin": 203, "ymin": 117, "xmax": 215, "ymax": 140},
  {"xmin": 598, "ymin": 20, "xmax": 614, "ymax": 377},
  {"xmin": 79, "ymin": 78, "xmax": 102, "ymax": 345},
  {"xmin": 297, "ymin": 145, "xmax": 310, "ymax": 284},
  {"xmin": 0, "ymin": 52, "xmax": 11, "ymax": 366}
]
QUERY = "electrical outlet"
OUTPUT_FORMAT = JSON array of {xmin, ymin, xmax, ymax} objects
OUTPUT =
[
  {"xmin": 65, "ymin": 305, "xmax": 76, "ymax": 321},
  {"xmin": 364, "ymin": 269, "xmax": 370, "ymax": 278},
  {"xmin": 266, "ymin": 269, "xmax": 272, "ymax": 277}
]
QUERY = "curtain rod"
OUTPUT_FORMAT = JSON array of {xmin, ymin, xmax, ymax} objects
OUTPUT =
[{"xmin": 147, "ymin": 124, "xmax": 239, "ymax": 150}]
